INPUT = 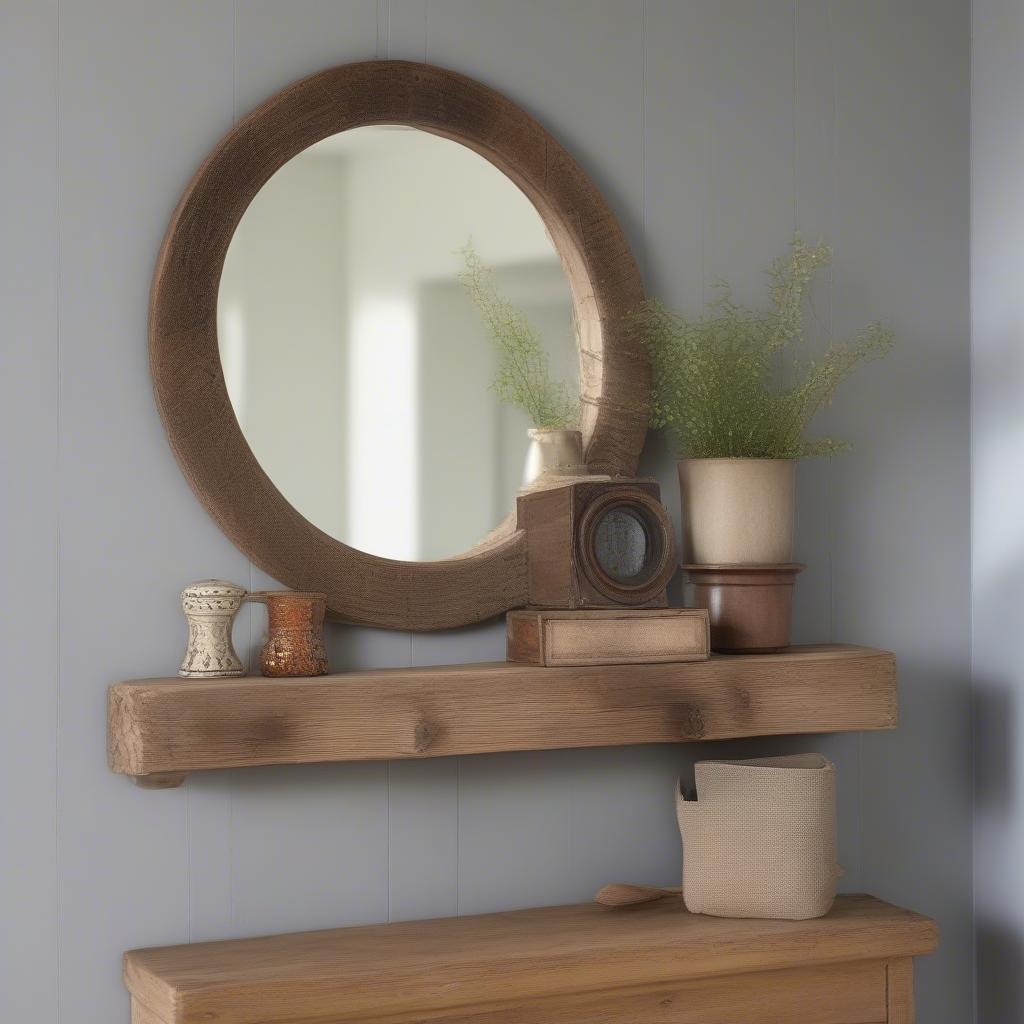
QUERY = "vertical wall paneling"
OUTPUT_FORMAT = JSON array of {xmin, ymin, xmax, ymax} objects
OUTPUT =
[
  {"xmin": 216, "ymin": 0, "xmax": 392, "ymax": 945},
  {"xmin": 644, "ymin": 0, "xmax": 864, "ymax": 892},
  {"xmin": 225, "ymin": 763, "xmax": 389, "ymax": 935},
  {"xmin": 638, "ymin": 0, "xmax": 712, "ymax": 554},
  {"xmin": 791, "ymin": 0, "xmax": 835, "ymax": 649},
  {"xmin": 386, "ymin": 757, "xmax": 461, "ymax": 921},
  {"xmin": 789, "ymin": 0, "xmax": 862, "ymax": 890},
  {"xmin": 378, "ymin": 0, "xmax": 464, "ymax": 925},
  {"xmin": 455, "ymin": 748, "xmax": 577, "ymax": 916},
  {"xmin": 425, "ymin": 0, "xmax": 646, "ymax": 261},
  {"xmin": 564, "ymin": 745, "xmax": 687, "ymax": 898},
  {"xmin": 4, "ymin": 2, "xmax": 972, "ymax": 1019},
  {"xmin": 0, "ymin": 3, "xmax": 59, "ymax": 1022},
  {"xmin": 424, "ymin": 0, "xmax": 656, "ymax": 921},
  {"xmin": 55, "ymin": 2, "xmax": 237, "ymax": 1019},
  {"xmin": 232, "ymin": 0, "xmax": 380, "ymax": 118},
  {"xmin": 385, "ymin": 0, "xmax": 428, "ymax": 62},
  {"xmin": 830, "ymin": 3, "xmax": 972, "ymax": 1022},
  {"xmin": 702, "ymin": 0, "xmax": 796, "ymax": 304}
]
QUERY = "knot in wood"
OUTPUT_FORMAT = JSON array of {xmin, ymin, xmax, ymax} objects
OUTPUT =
[
  {"xmin": 680, "ymin": 704, "xmax": 706, "ymax": 739},
  {"xmin": 413, "ymin": 719, "xmax": 441, "ymax": 753},
  {"xmin": 252, "ymin": 714, "xmax": 289, "ymax": 744}
]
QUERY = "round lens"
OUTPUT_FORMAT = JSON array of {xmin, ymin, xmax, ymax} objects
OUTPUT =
[{"xmin": 592, "ymin": 508, "xmax": 652, "ymax": 583}]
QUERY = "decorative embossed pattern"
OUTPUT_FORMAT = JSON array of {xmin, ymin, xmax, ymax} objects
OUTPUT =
[{"xmin": 179, "ymin": 580, "xmax": 245, "ymax": 678}]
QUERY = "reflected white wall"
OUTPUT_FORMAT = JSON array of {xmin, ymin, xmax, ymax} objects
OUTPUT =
[
  {"xmin": 221, "ymin": 126, "xmax": 574, "ymax": 561},
  {"xmin": 217, "ymin": 154, "xmax": 349, "ymax": 539},
  {"xmin": 348, "ymin": 299, "xmax": 418, "ymax": 560},
  {"xmin": 339, "ymin": 126, "xmax": 572, "ymax": 560}
]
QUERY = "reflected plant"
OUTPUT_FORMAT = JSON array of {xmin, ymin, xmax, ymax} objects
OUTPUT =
[
  {"xmin": 458, "ymin": 243, "xmax": 579, "ymax": 430},
  {"xmin": 632, "ymin": 239, "xmax": 894, "ymax": 459}
]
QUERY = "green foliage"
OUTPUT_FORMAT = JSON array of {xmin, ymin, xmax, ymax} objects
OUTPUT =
[
  {"xmin": 633, "ymin": 240, "xmax": 893, "ymax": 459},
  {"xmin": 458, "ymin": 244, "xmax": 579, "ymax": 430}
]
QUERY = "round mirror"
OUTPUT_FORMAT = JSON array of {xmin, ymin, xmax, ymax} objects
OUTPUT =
[
  {"xmin": 151, "ymin": 61, "xmax": 647, "ymax": 629},
  {"xmin": 217, "ymin": 126, "xmax": 576, "ymax": 561}
]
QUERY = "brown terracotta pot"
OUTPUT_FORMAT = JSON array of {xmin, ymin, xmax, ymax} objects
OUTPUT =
[
  {"xmin": 249, "ymin": 591, "xmax": 329, "ymax": 677},
  {"xmin": 683, "ymin": 564, "xmax": 804, "ymax": 654}
]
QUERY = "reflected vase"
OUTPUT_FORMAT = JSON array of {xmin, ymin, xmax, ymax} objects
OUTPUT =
[{"xmin": 522, "ymin": 428, "xmax": 587, "ymax": 491}]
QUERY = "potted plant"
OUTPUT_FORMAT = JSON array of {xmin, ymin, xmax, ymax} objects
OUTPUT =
[
  {"xmin": 459, "ymin": 245, "xmax": 584, "ymax": 488},
  {"xmin": 634, "ymin": 240, "xmax": 893, "ymax": 565}
]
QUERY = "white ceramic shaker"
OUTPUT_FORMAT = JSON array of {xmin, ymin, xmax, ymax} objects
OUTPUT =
[{"xmin": 179, "ymin": 579, "xmax": 247, "ymax": 678}]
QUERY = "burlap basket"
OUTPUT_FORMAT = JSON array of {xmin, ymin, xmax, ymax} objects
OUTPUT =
[{"xmin": 676, "ymin": 753, "xmax": 840, "ymax": 920}]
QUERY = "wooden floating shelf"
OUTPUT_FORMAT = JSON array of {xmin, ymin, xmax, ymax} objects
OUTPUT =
[
  {"xmin": 108, "ymin": 644, "xmax": 896, "ymax": 786},
  {"xmin": 124, "ymin": 894, "xmax": 936, "ymax": 1024}
]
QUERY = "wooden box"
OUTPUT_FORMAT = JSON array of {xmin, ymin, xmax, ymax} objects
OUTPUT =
[{"xmin": 507, "ymin": 608, "xmax": 710, "ymax": 667}]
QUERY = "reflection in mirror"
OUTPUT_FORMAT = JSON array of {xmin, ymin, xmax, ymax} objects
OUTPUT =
[{"xmin": 217, "ymin": 126, "xmax": 578, "ymax": 562}]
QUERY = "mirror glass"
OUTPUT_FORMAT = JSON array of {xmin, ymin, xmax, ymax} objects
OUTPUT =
[{"xmin": 217, "ymin": 125, "xmax": 578, "ymax": 562}]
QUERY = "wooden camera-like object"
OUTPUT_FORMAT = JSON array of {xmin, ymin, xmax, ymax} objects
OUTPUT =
[{"xmin": 516, "ymin": 479, "xmax": 677, "ymax": 609}]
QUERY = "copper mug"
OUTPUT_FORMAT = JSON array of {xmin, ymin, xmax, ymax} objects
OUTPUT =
[{"xmin": 249, "ymin": 591, "xmax": 329, "ymax": 677}]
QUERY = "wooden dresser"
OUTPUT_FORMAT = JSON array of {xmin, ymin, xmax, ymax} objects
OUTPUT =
[{"xmin": 124, "ymin": 893, "xmax": 937, "ymax": 1024}]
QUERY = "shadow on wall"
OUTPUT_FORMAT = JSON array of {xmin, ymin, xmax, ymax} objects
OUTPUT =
[
  {"xmin": 977, "ymin": 920, "xmax": 1023, "ymax": 1023},
  {"xmin": 974, "ymin": 680, "xmax": 1016, "ymax": 815},
  {"xmin": 974, "ymin": 667, "xmax": 1022, "ymax": 1024},
  {"xmin": 973, "ymin": 293, "xmax": 1024, "ymax": 1022}
]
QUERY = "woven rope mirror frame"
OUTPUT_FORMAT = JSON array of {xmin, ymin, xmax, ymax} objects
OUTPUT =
[{"xmin": 150, "ymin": 60, "xmax": 648, "ymax": 630}]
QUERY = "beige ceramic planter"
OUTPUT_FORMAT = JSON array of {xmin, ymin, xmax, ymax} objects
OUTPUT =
[{"xmin": 678, "ymin": 458, "xmax": 795, "ymax": 564}]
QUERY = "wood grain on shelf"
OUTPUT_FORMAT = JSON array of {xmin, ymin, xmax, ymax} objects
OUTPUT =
[
  {"xmin": 414, "ymin": 962, "xmax": 888, "ymax": 1024},
  {"xmin": 108, "ymin": 644, "xmax": 896, "ymax": 782},
  {"xmin": 123, "ymin": 894, "xmax": 935, "ymax": 1024}
]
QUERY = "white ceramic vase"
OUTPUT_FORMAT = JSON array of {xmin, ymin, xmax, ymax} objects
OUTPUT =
[
  {"xmin": 678, "ymin": 458, "xmax": 795, "ymax": 564},
  {"xmin": 522, "ymin": 428, "xmax": 587, "ymax": 491}
]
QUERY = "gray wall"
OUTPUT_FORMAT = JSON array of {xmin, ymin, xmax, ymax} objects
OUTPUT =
[
  {"xmin": 0, "ymin": 2, "xmax": 971, "ymax": 1022},
  {"xmin": 973, "ymin": 2, "xmax": 1024, "ymax": 1021}
]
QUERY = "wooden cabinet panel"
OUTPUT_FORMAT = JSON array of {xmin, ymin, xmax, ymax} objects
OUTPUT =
[
  {"xmin": 415, "ymin": 961, "xmax": 888, "ymax": 1024},
  {"xmin": 124, "ymin": 895, "xmax": 935, "ymax": 1024},
  {"xmin": 886, "ymin": 958, "xmax": 916, "ymax": 1023}
]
